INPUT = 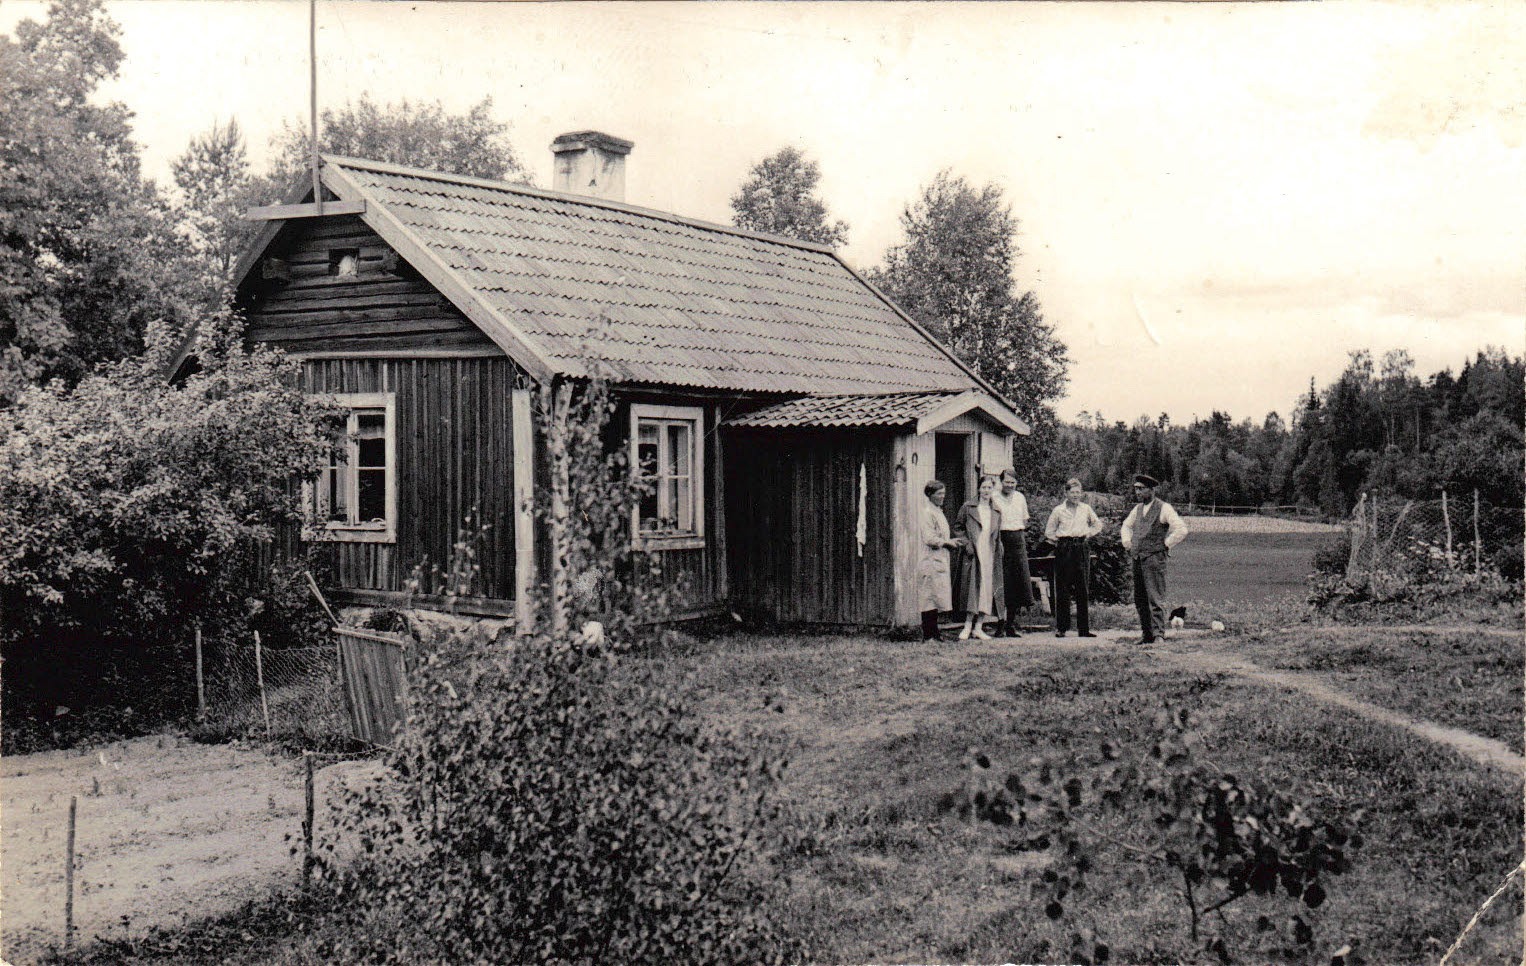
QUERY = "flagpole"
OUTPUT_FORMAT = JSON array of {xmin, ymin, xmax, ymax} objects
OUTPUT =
[{"xmin": 309, "ymin": 0, "xmax": 323, "ymax": 213}]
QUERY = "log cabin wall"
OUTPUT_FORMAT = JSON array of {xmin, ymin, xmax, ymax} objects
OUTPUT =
[
  {"xmin": 724, "ymin": 428, "xmax": 897, "ymax": 626},
  {"xmin": 240, "ymin": 215, "xmax": 497, "ymax": 354},
  {"xmin": 294, "ymin": 357, "xmax": 523, "ymax": 601}
]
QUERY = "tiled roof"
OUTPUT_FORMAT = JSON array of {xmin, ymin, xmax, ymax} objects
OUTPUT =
[
  {"xmin": 725, "ymin": 392, "xmax": 963, "ymax": 428},
  {"xmin": 320, "ymin": 156, "xmax": 984, "ymax": 396}
]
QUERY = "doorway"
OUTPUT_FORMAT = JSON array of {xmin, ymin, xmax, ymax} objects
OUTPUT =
[{"xmin": 934, "ymin": 432, "xmax": 972, "ymax": 525}]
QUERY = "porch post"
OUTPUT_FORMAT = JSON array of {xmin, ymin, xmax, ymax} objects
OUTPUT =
[{"xmin": 511, "ymin": 387, "xmax": 536, "ymax": 635}]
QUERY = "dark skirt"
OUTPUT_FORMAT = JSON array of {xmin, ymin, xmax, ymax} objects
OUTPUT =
[{"xmin": 1000, "ymin": 530, "xmax": 1034, "ymax": 609}]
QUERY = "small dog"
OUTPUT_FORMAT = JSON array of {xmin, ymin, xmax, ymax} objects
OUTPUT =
[{"xmin": 1169, "ymin": 606, "xmax": 1187, "ymax": 629}]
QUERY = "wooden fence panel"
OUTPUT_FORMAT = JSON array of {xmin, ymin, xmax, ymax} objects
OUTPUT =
[{"xmin": 335, "ymin": 627, "xmax": 409, "ymax": 746}]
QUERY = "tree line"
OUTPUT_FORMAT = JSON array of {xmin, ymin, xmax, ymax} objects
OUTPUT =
[{"xmin": 1027, "ymin": 347, "xmax": 1523, "ymax": 516}]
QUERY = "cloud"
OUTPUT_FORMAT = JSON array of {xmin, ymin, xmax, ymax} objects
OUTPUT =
[{"xmin": 1363, "ymin": 4, "xmax": 1526, "ymax": 148}]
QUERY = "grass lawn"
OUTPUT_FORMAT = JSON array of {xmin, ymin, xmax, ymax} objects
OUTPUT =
[
  {"xmin": 1223, "ymin": 625, "xmax": 1525, "ymax": 756},
  {"xmin": 659, "ymin": 631, "xmax": 1523, "ymax": 964},
  {"xmin": 42, "ymin": 624, "xmax": 1523, "ymax": 966}
]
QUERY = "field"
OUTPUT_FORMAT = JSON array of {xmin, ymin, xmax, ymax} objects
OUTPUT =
[
  {"xmin": 13, "ymin": 615, "xmax": 1521, "ymax": 965},
  {"xmin": 1169, "ymin": 515, "xmax": 1340, "ymax": 611}
]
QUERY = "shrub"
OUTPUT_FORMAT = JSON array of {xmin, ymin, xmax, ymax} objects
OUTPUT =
[
  {"xmin": 1311, "ymin": 530, "xmax": 1351, "ymax": 576},
  {"xmin": 317, "ymin": 625, "xmax": 791, "ymax": 964},
  {"xmin": 0, "ymin": 321, "xmax": 338, "ymax": 741}
]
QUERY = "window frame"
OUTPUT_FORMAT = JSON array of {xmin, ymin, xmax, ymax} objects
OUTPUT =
[
  {"xmin": 304, "ymin": 391, "xmax": 398, "ymax": 544},
  {"xmin": 629, "ymin": 403, "xmax": 706, "ymax": 551}
]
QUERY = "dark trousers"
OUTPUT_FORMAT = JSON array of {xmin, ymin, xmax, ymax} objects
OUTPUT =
[
  {"xmin": 1053, "ymin": 539, "xmax": 1090, "ymax": 634},
  {"xmin": 1132, "ymin": 553, "xmax": 1168, "ymax": 640},
  {"xmin": 1000, "ymin": 531, "xmax": 1034, "ymax": 630},
  {"xmin": 921, "ymin": 609, "xmax": 941, "ymax": 641}
]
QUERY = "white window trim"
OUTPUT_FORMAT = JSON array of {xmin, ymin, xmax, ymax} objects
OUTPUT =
[
  {"xmin": 303, "ymin": 391, "xmax": 397, "ymax": 544},
  {"xmin": 629, "ymin": 403, "xmax": 706, "ymax": 551}
]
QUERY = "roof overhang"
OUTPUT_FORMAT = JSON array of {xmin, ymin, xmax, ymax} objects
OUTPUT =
[
  {"xmin": 725, "ymin": 389, "xmax": 1030, "ymax": 435},
  {"xmin": 916, "ymin": 390, "xmax": 1030, "ymax": 436}
]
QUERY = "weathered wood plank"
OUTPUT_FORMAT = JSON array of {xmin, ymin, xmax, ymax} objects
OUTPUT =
[{"xmin": 246, "ymin": 200, "xmax": 368, "ymax": 221}]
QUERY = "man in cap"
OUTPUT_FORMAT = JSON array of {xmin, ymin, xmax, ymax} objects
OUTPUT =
[{"xmin": 1120, "ymin": 473, "xmax": 1189, "ymax": 645}]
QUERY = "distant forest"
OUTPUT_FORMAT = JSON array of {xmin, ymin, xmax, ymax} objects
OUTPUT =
[{"xmin": 1018, "ymin": 348, "xmax": 1523, "ymax": 516}]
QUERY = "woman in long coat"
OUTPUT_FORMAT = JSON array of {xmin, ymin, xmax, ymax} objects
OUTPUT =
[
  {"xmin": 917, "ymin": 480, "xmax": 962, "ymax": 640},
  {"xmin": 953, "ymin": 474, "xmax": 1006, "ymax": 640}
]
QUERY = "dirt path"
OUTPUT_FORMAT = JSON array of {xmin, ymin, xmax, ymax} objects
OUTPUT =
[
  {"xmin": 1154, "ymin": 646, "xmax": 1524, "ymax": 773},
  {"xmin": 1284, "ymin": 623, "xmax": 1522, "ymax": 639},
  {"xmin": 1033, "ymin": 628, "xmax": 1524, "ymax": 775}
]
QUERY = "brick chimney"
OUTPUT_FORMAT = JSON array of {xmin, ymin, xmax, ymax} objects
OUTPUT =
[{"xmin": 551, "ymin": 131, "xmax": 633, "ymax": 202}]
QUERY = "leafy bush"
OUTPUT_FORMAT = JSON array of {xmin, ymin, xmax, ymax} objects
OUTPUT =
[
  {"xmin": 0, "ymin": 322, "xmax": 338, "ymax": 741},
  {"xmin": 961, "ymin": 703, "xmax": 1361, "ymax": 963},
  {"xmin": 317, "ymin": 625, "xmax": 791, "ymax": 964},
  {"xmin": 1311, "ymin": 530, "xmax": 1351, "ymax": 576}
]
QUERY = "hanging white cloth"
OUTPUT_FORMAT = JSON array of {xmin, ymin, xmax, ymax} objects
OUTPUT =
[{"xmin": 856, "ymin": 462, "xmax": 867, "ymax": 557}]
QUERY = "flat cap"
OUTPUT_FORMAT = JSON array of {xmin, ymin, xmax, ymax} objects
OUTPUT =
[{"xmin": 1134, "ymin": 473, "xmax": 1160, "ymax": 488}]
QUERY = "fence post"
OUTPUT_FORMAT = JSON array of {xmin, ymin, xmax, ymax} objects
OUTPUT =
[
  {"xmin": 1371, "ymin": 494, "xmax": 1380, "ymax": 570},
  {"xmin": 1441, "ymin": 490, "xmax": 1453, "ymax": 565},
  {"xmin": 303, "ymin": 752, "xmax": 315, "ymax": 887},
  {"xmin": 64, "ymin": 794, "xmax": 77, "ymax": 950},
  {"xmin": 254, "ymin": 630, "xmax": 271, "ymax": 739},
  {"xmin": 1473, "ymin": 489, "xmax": 1482, "ymax": 572},
  {"xmin": 194, "ymin": 625, "xmax": 206, "ymax": 720}
]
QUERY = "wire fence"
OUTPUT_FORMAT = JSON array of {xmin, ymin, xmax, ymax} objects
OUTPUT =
[
  {"xmin": 1347, "ymin": 490, "xmax": 1523, "ymax": 585},
  {"xmin": 200, "ymin": 636, "xmax": 352, "ymax": 748}
]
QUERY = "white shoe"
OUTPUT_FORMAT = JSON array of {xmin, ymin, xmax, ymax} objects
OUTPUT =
[
  {"xmin": 972, "ymin": 626, "xmax": 992, "ymax": 640},
  {"xmin": 958, "ymin": 626, "xmax": 972, "ymax": 641}
]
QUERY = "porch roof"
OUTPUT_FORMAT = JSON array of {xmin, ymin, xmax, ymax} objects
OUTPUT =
[{"xmin": 725, "ymin": 390, "xmax": 1029, "ymax": 435}]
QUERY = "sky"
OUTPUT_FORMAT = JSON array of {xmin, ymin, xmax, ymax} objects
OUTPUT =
[{"xmin": 4, "ymin": 0, "xmax": 1522, "ymax": 423}]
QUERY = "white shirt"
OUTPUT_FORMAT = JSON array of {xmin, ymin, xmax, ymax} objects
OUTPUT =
[
  {"xmin": 992, "ymin": 489, "xmax": 1029, "ymax": 530},
  {"xmin": 977, "ymin": 503, "xmax": 992, "ymax": 533},
  {"xmin": 1044, "ymin": 500, "xmax": 1102, "ymax": 540},
  {"xmin": 1120, "ymin": 499, "xmax": 1189, "ymax": 551}
]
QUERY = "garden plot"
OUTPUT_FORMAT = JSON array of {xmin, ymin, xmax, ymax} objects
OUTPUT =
[{"xmin": 1, "ymin": 735, "xmax": 335, "ymax": 963}]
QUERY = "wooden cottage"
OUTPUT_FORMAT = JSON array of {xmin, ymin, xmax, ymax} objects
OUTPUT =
[{"xmin": 187, "ymin": 131, "xmax": 1029, "ymax": 631}]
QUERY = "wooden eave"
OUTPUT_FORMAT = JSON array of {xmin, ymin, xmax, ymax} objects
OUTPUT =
[{"xmin": 915, "ymin": 390, "xmax": 1031, "ymax": 436}]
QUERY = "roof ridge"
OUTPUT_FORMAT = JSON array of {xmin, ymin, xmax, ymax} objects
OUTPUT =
[{"xmin": 321, "ymin": 153, "xmax": 840, "ymax": 257}]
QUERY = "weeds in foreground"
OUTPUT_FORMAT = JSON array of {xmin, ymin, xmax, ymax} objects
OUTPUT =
[{"xmin": 960, "ymin": 702, "xmax": 1363, "ymax": 965}]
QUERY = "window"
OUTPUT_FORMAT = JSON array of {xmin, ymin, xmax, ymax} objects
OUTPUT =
[
  {"xmin": 630, "ymin": 403, "xmax": 705, "ymax": 548},
  {"xmin": 328, "ymin": 248, "xmax": 360, "ymax": 278},
  {"xmin": 307, "ymin": 392, "xmax": 396, "ymax": 543}
]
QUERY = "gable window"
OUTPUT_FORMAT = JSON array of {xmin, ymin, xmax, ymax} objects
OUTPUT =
[
  {"xmin": 630, "ymin": 403, "xmax": 705, "ymax": 549},
  {"xmin": 328, "ymin": 248, "xmax": 360, "ymax": 278},
  {"xmin": 308, "ymin": 392, "xmax": 396, "ymax": 543}
]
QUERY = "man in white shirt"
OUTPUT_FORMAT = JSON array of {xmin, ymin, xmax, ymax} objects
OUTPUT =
[
  {"xmin": 1043, "ymin": 478, "xmax": 1102, "ymax": 638},
  {"xmin": 1120, "ymin": 473, "xmax": 1189, "ymax": 645},
  {"xmin": 993, "ymin": 469, "xmax": 1034, "ymax": 636}
]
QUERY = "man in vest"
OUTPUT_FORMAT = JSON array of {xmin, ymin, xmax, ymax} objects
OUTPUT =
[{"xmin": 1120, "ymin": 473, "xmax": 1189, "ymax": 645}]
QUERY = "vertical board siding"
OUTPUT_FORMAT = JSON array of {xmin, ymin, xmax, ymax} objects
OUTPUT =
[
  {"xmin": 725, "ymin": 428, "xmax": 897, "ymax": 625},
  {"xmin": 298, "ymin": 357, "xmax": 520, "ymax": 599},
  {"xmin": 336, "ymin": 628, "xmax": 408, "ymax": 746}
]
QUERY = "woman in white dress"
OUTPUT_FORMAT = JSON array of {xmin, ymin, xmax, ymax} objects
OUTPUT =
[
  {"xmin": 953, "ymin": 475, "xmax": 1006, "ymax": 640},
  {"xmin": 916, "ymin": 480, "xmax": 961, "ymax": 640}
]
